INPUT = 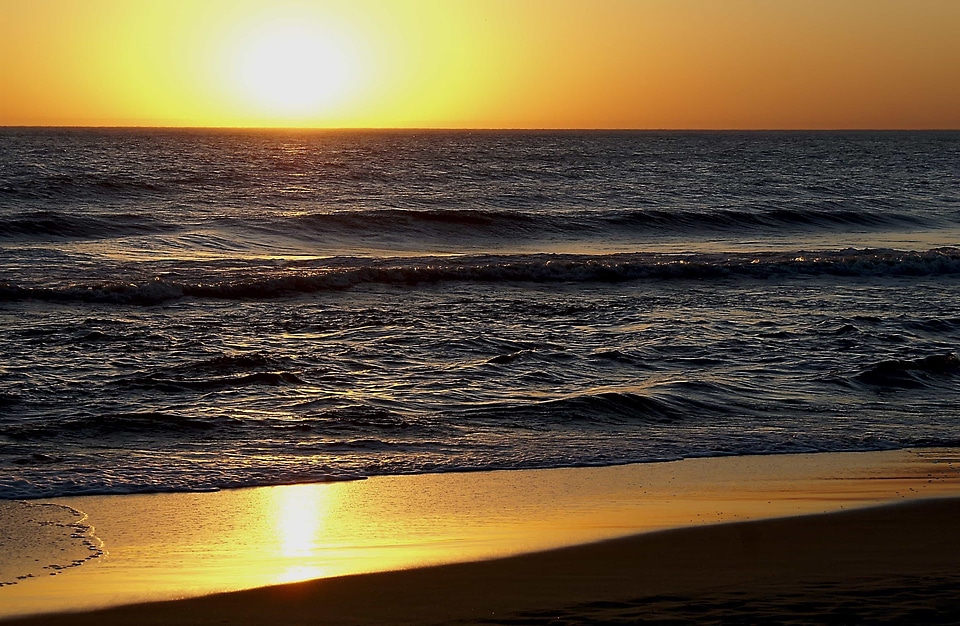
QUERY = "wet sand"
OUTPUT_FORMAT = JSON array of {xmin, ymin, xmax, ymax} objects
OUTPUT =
[
  {"xmin": 9, "ymin": 498, "xmax": 960, "ymax": 625},
  {"xmin": 2, "ymin": 448, "xmax": 960, "ymax": 624}
]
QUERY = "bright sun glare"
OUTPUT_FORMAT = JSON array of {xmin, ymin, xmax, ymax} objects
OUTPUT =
[{"xmin": 233, "ymin": 20, "xmax": 357, "ymax": 117}]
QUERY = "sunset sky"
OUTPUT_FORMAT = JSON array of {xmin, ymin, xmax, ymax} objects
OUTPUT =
[{"xmin": 2, "ymin": 0, "xmax": 958, "ymax": 129}]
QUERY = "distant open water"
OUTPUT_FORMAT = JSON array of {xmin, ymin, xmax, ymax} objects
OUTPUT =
[{"xmin": 2, "ymin": 129, "xmax": 959, "ymax": 499}]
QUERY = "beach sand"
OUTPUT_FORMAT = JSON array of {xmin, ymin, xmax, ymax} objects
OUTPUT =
[
  {"xmin": 10, "ymin": 498, "xmax": 960, "ymax": 626},
  {"xmin": 3, "ymin": 448, "xmax": 960, "ymax": 624}
]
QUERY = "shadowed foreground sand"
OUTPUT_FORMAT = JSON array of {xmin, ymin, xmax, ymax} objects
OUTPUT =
[{"xmin": 8, "ymin": 497, "xmax": 960, "ymax": 625}]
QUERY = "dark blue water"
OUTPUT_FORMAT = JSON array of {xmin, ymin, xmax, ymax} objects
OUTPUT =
[{"xmin": 2, "ymin": 129, "xmax": 960, "ymax": 498}]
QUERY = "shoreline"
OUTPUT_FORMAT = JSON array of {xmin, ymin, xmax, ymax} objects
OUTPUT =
[
  {"xmin": 6, "ymin": 497, "xmax": 960, "ymax": 625},
  {"xmin": 2, "ymin": 447, "xmax": 959, "ymax": 623}
]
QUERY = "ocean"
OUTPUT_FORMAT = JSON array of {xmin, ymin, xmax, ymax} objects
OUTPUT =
[{"xmin": 1, "ymin": 128, "xmax": 959, "ymax": 500}]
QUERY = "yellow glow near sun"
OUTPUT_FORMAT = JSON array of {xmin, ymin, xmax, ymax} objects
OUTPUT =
[{"xmin": 230, "ymin": 17, "xmax": 361, "ymax": 118}]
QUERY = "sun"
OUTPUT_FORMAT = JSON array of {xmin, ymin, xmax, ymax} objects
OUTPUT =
[{"xmin": 232, "ymin": 20, "xmax": 358, "ymax": 117}]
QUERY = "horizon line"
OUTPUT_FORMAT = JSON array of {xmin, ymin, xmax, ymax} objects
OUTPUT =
[{"xmin": 2, "ymin": 125, "xmax": 959, "ymax": 132}]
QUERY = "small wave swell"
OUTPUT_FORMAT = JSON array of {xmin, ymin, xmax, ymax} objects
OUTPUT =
[
  {"xmin": 469, "ymin": 389, "xmax": 723, "ymax": 426},
  {"xmin": 606, "ymin": 205, "xmax": 929, "ymax": 232},
  {"xmin": 3, "ymin": 248, "xmax": 958, "ymax": 305},
  {"xmin": 856, "ymin": 353, "xmax": 960, "ymax": 389},
  {"xmin": 0, "ymin": 210, "xmax": 176, "ymax": 239},
  {"xmin": 290, "ymin": 208, "xmax": 538, "ymax": 235},
  {"xmin": 245, "ymin": 205, "xmax": 942, "ymax": 245},
  {"xmin": 115, "ymin": 371, "xmax": 306, "ymax": 392},
  {"xmin": 538, "ymin": 391, "xmax": 683, "ymax": 424},
  {"xmin": 2, "ymin": 412, "xmax": 237, "ymax": 440}
]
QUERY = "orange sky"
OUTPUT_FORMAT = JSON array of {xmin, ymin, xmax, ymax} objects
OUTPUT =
[{"xmin": 1, "ymin": 0, "xmax": 958, "ymax": 129}]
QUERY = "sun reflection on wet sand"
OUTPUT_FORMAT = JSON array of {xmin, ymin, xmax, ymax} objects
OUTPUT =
[
  {"xmin": 272, "ymin": 484, "xmax": 329, "ymax": 582},
  {"xmin": 1, "ymin": 448, "xmax": 958, "ymax": 619},
  {"xmin": 275, "ymin": 484, "xmax": 324, "ymax": 558}
]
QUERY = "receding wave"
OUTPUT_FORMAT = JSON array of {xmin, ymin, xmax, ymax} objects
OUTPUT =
[{"xmin": 3, "ymin": 247, "xmax": 958, "ymax": 305}]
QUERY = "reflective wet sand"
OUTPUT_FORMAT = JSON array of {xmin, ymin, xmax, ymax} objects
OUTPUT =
[{"xmin": 2, "ymin": 448, "xmax": 958, "ymax": 620}]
